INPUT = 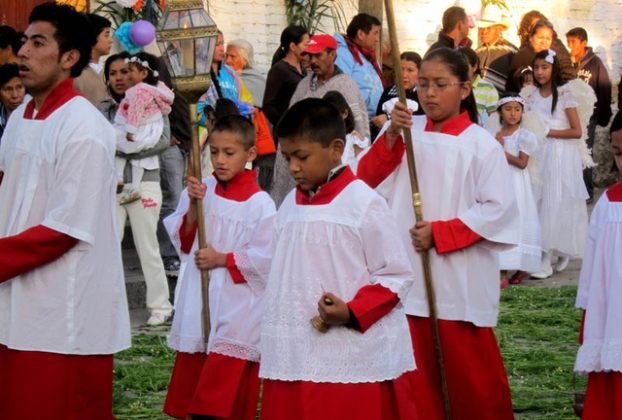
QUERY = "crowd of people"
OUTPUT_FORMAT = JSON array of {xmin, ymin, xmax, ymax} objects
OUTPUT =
[{"xmin": 0, "ymin": 1, "xmax": 621, "ymax": 419}]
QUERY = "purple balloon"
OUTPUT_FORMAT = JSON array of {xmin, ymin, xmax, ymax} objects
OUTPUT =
[{"xmin": 129, "ymin": 20, "xmax": 156, "ymax": 47}]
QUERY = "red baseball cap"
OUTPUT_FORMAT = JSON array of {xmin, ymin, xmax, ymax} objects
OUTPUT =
[{"xmin": 304, "ymin": 34, "xmax": 337, "ymax": 54}]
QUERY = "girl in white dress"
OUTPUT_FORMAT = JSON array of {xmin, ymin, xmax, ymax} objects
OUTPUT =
[
  {"xmin": 488, "ymin": 93, "xmax": 542, "ymax": 286},
  {"xmin": 521, "ymin": 49, "xmax": 591, "ymax": 279}
]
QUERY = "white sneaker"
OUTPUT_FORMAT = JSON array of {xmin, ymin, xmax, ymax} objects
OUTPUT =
[
  {"xmin": 146, "ymin": 313, "xmax": 169, "ymax": 326},
  {"xmin": 530, "ymin": 269, "xmax": 553, "ymax": 279},
  {"xmin": 554, "ymin": 256, "xmax": 570, "ymax": 273}
]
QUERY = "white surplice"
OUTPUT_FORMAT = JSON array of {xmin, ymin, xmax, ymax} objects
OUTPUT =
[
  {"xmin": 373, "ymin": 116, "xmax": 519, "ymax": 327},
  {"xmin": 0, "ymin": 97, "xmax": 131, "ymax": 354},
  {"xmin": 575, "ymin": 185, "xmax": 622, "ymax": 373},
  {"xmin": 164, "ymin": 176, "xmax": 275, "ymax": 361},
  {"xmin": 260, "ymin": 178, "xmax": 416, "ymax": 383}
]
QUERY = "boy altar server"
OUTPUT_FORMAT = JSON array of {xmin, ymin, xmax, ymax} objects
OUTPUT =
[
  {"xmin": 163, "ymin": 115, "xmax": 276, "ymax": 419},
  {"xmin": 0, "ymin": 3, "xmax": 130, "ymax": 419},
  {"xmin": 260, "ymin": 98, "xmax": 418, "ymax": 420}
]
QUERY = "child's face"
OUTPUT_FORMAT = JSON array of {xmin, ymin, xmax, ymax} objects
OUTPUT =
[
  {"xmin": 417, "ymin": 58, "xmax": 471, "ymax": 126},
  {"xmin": 208, "ymin": 130, "xmax": 256, "ymax": 182},
  {"xmin": 280, "ymin": 136, "xmax": 344, "ymax": 191},
  {"xmin": 612, "ymin": 129, "xmax": 622, "ymax": 173},
  {"xmin": 533, "ymin": 58, "xmax": 552, "ymax": 86},
  {"xmin": 499, "ymin": 102, "xmax": 523, "ymax": 127},
  {"xmin": 522, "ymin": 73, "xmax": 534, "ymax": 87},
  {"xmin": 128, "ymin": 64, "xmax": 148, "ymax": 86}
]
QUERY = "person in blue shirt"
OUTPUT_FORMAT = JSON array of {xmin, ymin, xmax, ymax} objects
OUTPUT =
[{"xmin": 334, "ymin": 13, "xmax": 384, "ymax": 122}]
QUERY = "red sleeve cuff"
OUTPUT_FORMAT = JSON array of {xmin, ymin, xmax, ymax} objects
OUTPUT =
[
  {"xmin": 226, "ymin": 253, "xmax": 246, "ymax": 284},
  {"xmin": 357, "ymin": 133, "xmax": 405, "ymax": 188},
  {"xmin": 0, "ymin": 224, "xmax": 78, "ymax": 283},
  {"xmin": 347, "ymin": 284, "xmax": 400, "ymax": 333},
  {"xmin": 431, "ymin": 218, "xmax": 483, "ymax": 255},
  {"xmin": 179, "ymin": 215, "xmax": 198, "ymax": 254}
]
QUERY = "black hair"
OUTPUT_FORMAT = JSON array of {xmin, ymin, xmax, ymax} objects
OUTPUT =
[
  {"xmin": 529, "ymin": 20, "xmax": 556, "ymax": 43},
  {"xmin": 512, "ymin": 65, "xmax": 533, "ymax": 90},
  {"xmin": 103, "ymin": 51, "xmax": 130, "ymax": 103},
  {"xmin": 28, "ymin": 2, "xmax": 95, "ymax": 78},
  {"xmin": 346, "ymin": 13, "xmax": 381, "ymax": 40},
  {"xmin": 323, "ymin": 90, "xmax": 354, "ymax": 133},
  {"xmin": 565, "ymin": 27, "xmax": 588, "ymax": 43},
  {"xmin": 128, "ymin": 52, "xmax": 160, "ymax": 86},
  {"xmin": 458, "ymin": 47, "xmax": 479, "ymax": 74},
  {"xmin": 209, "ymin": 114, "xmax": 256, "ymax": 149},
  {"xmin": 272, "ymin": 25, "xmax": 308, "ymax": 65},
  {"xmin": 442, "ymin": 6, "xmax": 467, "ymax": 32},
  {"xmin": 610, "ymin": 111, "xmax": 622, "ymax": 135},
  {"xmin": 85, "ymin": 13, "xmax": 111, "ymax": 38},
  {"xmin": 0, "ymin": 63, "xmax": 20, "ymax": 88},
  {"xmin": 0, "ymin": 25, "xmax": 21, "ymax": 55},
  {"xmin": 497, "ymin": 91, "xmax": 524, "ymax": 124},
  {"xmin": 400, "ymin": 51, "xmax": 422, "ymax": 68},
  {"xmin": 276, "ymin": 98, "xmax": 345, "ymax": 147},
  {"xmin": 422, "ymin": 48, "xmax": 479, "ymax": 124},
  {"xmin": 533, "ymin": 49, "xmax": 564, "ymax": 113},
  {"xmin": 518, "ymin": 10, "xmax": 546, "ymax": 47}
]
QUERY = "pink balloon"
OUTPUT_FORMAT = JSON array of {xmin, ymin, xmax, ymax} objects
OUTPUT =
[{"xmin": 129, "ymin": 20, "xmax": 156, "ymax": 47}]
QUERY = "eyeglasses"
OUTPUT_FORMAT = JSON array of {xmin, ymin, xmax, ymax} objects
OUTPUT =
[{"xmin": 416, "ymin": 81, "xmax": 465, "ymax": 92}]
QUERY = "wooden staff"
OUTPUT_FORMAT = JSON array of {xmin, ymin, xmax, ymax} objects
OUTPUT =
[
  {"xmin": 189, "ymin": 103, "xmax": 211, "ymax": 341},
  {"xmin": 383, "ymin": 1, "xmax": 451, "ymax": 418}
]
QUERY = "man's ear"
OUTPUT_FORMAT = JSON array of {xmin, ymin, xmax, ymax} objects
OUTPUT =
[{"xmin": 60, "ymin": 49, "xmax": 80, "ymax": 73}]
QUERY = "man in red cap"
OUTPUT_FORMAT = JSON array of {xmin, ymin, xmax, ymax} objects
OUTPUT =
[{"xmin": 270, "ymin": 33, "xmax": 369, "ymax": 207}]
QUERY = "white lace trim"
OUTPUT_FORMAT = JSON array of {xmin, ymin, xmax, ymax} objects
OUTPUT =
[
  {"xmin": 234, "ymin": 250, "xmax": 264, "ymax": 294},
  {"xmin": 260, "ymin": 311, "xmax": 416, "ymax": 383},
  {"xmin": 575, "ymin": 340, "xmax": 622, "ymax": 373},
  {"xmin": 211, "ymin": 340, "xmax": 261, "ymax": 362}
]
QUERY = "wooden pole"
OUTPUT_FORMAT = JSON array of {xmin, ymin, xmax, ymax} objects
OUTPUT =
[
  {"xmin": 189, "ymin": 102, "xmax": 211, "ymax": 341},
  {"xmin": 382, "ymin": 1, "xmax": 451, "ymax": 419}
]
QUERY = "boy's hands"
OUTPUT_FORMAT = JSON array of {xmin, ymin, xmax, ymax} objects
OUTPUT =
[
  {"xmin": 187, "ymin": 176, "xmax": 207, "ymax": 201},
  {"xmin": 126, "ymin": 133, "xmax": 135, "ymax": 142},
  {"xmin": 410, "ymin": 221, "xmax": 435, "ymax": 252},
  {"xmin": 317, "ymin": 293, "xmax": 350, "ymax": 326},
  {"xmin": 194, "ymin": 245, "xmax": 226, "ymax": 270}
]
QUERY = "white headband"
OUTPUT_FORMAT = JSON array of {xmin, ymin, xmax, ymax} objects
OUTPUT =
[
  {"xmin": 520, "ymin": 66, "xmax": 533, "ymax": 74},
  {"xmin": 497, "ymin": 96, "xmax": 524, "ymax": 108},
  {"xmin": 544, "ymin": 49, "xmax": 556, "ymax": 64},
  {"xmin": 124, "ymin": 56, "xmax": 159, "ymax": 78}
]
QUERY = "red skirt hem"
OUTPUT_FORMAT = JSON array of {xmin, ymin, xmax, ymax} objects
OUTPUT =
[
  {"xmin": 582, "ymin": 371, "xmax": 622, "ymax": 419},
  {"xmin": 404, "ymin": 315, "xmax": 514, "ymax": 420},
  {"xmin": 164, "ymin": 351, "xmax": 260, "ymax": 419},
  {"xmin": 259, "ymin": 375, "xmax": 418, "ymax": 420},
  {"xmin": 0, "ymin": 344, "xmax": 115, "ymax": 420}
]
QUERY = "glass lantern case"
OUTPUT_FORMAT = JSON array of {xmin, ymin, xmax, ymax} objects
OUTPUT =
[{"xmin": 157, "ymin": 0, "xmax": 218, "ymax": 101}]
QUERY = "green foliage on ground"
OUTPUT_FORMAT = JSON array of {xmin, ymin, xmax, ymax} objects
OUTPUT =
[
  {"xmin": 497, "ymin": 285, "xmax": 585, "ymax": 419},
  {"xmin": 113, "ymin": 286, "xmax": 585, "ymax": 419}
]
